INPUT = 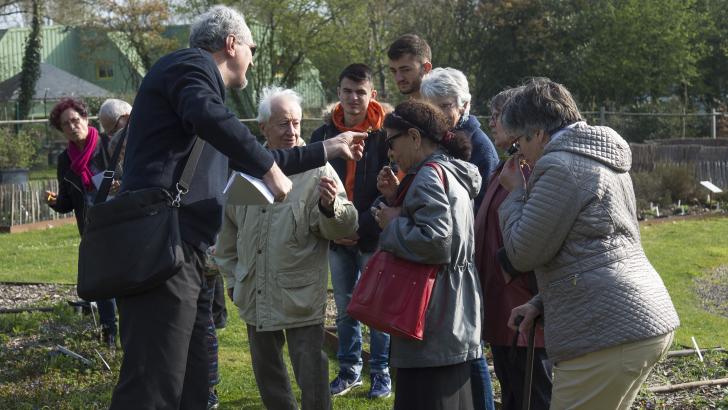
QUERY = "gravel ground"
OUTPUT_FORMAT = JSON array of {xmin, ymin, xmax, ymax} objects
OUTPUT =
[
  {"xmin": 0, "ymin": 283, "xmax": 77, "ymax": 310},
  {"xmin": 694, "ymin": 265, "xmax": 728, "ymax": 319}
]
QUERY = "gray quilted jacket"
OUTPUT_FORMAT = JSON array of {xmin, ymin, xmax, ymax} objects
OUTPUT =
[
  {"xmin": 499, "ymin": 122, "xmax": 679, "ymax": 364},
  {"xmin": 379, "ymin": 152, "xmax": 483, "ymax": 368}
]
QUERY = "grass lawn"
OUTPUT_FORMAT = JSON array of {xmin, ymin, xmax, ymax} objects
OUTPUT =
[
  {"xmin": 0, "ymin": 216, "xmax": 726, "ymax": 408},
  {"xmin": 640, "ymin": 217, "xmax": 728, "ymax": 348}
]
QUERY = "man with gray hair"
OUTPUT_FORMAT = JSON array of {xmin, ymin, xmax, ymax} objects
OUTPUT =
[
  {"xmin": 216, "ymin": 86, "xmax": 357, "ymax": 410},
  {"xmin": 98, "ymin": 98, "xmax": 132, "ymax": 178},
  {"xmin": 110, "ymin": 5, "xmax": 366, "ymax": 409}
]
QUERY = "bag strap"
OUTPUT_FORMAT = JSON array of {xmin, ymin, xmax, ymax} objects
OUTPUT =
[
  {"xmin": 94, "ymin": 126, "xmax": 129, "ymax": 205},
  {"xmin": 92, "ymin": 133, "xmax": 206, "ymax": 206},
  {"xmin": 393, "ymin": 161, "xmax": 448, "ymax": 206},
  {"xmin": 171, "ymin": 137, "xmax": 206, "ymax": 207}
]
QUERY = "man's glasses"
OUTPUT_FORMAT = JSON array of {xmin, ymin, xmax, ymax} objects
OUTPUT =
[
  {"xmin": 232, "ymin": 35, "xmax": 256, "ymax": 57},
  {"xmin": 386, "ymin": 131, "xmax": 406, "ymax": 150}
]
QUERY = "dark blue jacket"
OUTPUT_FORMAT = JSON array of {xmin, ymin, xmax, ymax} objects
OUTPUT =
[
  {"xmin": 457, "ymin": 115, "xmax": 499, "ymax": 211},
  {"xmin": 121, "ymin": 48, "xmax": 325, "ymax": 249},
  {"xmin": 310, "ymin": 118, "xmax": 388, "ymax": 253}
]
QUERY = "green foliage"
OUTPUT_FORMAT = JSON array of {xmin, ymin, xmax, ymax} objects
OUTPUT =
[
  {"xmin": 631, "ymin": 164, "xmax": 698, "ymax": 210},
  {"xmin": 16, "ymin": 0, "xmax": 43, "ymax": 121},
  {"xmin": 0, "ymin": 127, "xmax": 39, "ymax": 169}
]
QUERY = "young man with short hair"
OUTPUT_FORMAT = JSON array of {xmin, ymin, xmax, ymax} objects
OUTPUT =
[
  {"xmin": 387, "ymin": 34, "xmax": 433, "ymax": 100},
  {"xmin": 310, "ymin": 63, "xmax": 393, "ymax": 399}
]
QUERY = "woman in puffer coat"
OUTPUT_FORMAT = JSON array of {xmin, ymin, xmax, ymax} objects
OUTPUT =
[
  {"xmin": 497, "ymin": 78, "xmax": 679, "ymax": 410},
  {"xmin": 374, "ymin": 100, "xmax": 483, "ymax": 410}
]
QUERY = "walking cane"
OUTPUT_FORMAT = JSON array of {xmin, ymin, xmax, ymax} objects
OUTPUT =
[{"xmin": 514, "ymin": 315, "xmax": 537, "ymax": 410}]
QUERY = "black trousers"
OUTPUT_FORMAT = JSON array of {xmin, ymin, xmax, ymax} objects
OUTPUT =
[
  {"xmin": 110, "ymin": 242, "xmax": 211, "ymax": 410},
  {"xmin": 491, "ymin": 345, "xmax": 553, "ymax": 410},
  {"xmin": 394, "ymin": 361, "xmax": 474, "ymax": 410}
]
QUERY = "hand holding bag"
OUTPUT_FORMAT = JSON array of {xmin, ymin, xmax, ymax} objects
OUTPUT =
[
  {"xmin": 347, "ymin": 162, "xmax": 448, "ymax": 340},
  {"xmin": 76, "ymin": 138, "xmax": 206, "ymax": 300}
]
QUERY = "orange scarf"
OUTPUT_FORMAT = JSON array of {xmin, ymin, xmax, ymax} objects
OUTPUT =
[{"xmin": 331, "ymin": 100, "xmax": 385, "ymax": 200}]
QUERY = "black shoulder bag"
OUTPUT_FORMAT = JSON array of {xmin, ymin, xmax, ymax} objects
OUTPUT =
[{"xmin": 77, "ymin": 138, "xmax": 206, "ymax": 300}]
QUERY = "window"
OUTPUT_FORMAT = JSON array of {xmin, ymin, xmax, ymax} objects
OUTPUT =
[{"xmin": 96, "ymin": 62, "xmax": 114, "ymax": 80}]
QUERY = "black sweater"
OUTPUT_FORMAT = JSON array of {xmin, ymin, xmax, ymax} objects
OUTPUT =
[{"xmin": 121, "ymin": 48, "xmax": 325, "ymax": 249}]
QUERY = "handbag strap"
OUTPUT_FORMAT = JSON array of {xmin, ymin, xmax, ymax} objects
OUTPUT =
[
  {"xmin": 393, "ymin": 161, "xmax": 448, "ymax": 206},
  {"xmin": 94, "ymin": 126, "xmax": 129, "ymax": 205}
]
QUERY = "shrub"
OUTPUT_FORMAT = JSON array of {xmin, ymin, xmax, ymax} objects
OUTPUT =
[
  {"xmin": 0, "ymin": 126, "xmax": 38, "ymax": 169},
  {"xmin": 631, "ymin": 163, "xmax": 698, "ymax": 209}
]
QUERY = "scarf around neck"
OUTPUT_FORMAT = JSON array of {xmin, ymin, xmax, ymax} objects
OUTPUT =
[
  {"xmin": 67, "ymin": 126, "xmax": 99, "ymax": 191},
  {"xmin": 331, "ymin": 100, "xmax": 385, "ymax": 201}
]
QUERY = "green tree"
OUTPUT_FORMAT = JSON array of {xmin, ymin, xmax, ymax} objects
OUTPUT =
[
  {"xmin": 16, "ymin": 0, "xmax": 42, "ymax": 120},
  {"xmin": 565, "ymin": 0, "xmax": 703, "ymax": 108}
]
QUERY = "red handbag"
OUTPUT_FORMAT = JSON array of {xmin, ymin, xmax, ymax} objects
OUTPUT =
[{"xmin": 347, "ymin": 162, "xmax": 448, "ymax": 340}]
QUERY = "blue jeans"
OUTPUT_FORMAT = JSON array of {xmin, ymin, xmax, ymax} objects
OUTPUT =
[
  {"xmin": 96, "ymin": 298, "xmax": 116, "ymax": 335},
  {"xmin": 330, "ymin": 245, "xmax": 390, "ymax": 376},
  {"xmin": 471, "ymin": 350, "xmax": 495, "ymax": 410}
]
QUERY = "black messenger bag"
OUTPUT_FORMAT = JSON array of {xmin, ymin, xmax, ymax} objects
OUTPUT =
[{"xmin": 77, "ymin": 138, "xmax": 205, "ymax": 300}]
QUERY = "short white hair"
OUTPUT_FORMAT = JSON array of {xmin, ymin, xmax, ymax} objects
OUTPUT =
[
  {"xmin": 257, "ymin": 86, "xmax": 302, "ymax": 124},
  {"xmin": 189, "ymin": 5, "xmax": 253, "ymax": 51},
  {"xmin": 99, "ymin": 99, "xmax": 131, "ymax": 122},
  {"xmin": 420, "ymin": 67, "xmax": 472, "ymax": 118}
]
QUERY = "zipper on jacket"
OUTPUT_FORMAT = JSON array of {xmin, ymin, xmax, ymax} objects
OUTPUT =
[
  {"xmin": 63, "ymin": 176, "xmax": 83, "ymax": 194},
  {"xmin": 548, "ymin": 273, "xmax": 580, "ymax": 288}
]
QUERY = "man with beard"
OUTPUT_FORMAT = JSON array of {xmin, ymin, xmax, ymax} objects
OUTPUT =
[{"xmin": 387, "ymin": 34, "xmax": 433, "ymax": 100}]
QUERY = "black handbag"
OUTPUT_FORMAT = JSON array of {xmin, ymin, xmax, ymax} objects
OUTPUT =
[{"xmin": 76, "ymin": 137, "xmax": 206, "ymax": 300}]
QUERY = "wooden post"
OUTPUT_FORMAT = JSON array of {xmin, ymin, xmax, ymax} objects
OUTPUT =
[
  {"xmin": 712, "ymin": 109, "xmax": 717, "ymax": 139},
  {"xmin": 600, "ymin": 107, "xmax": 606, "ymax": 126}
]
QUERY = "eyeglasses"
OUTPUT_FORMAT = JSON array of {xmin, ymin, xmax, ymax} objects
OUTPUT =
[
  {"xmin": 61, "ymin": 116, "xmax": 83, "ymax": 129},
  {"xmin": 231, "ymin": 35, "xmax": 256, "ymax": 57},
  {"xmin": 489, "ymin": 111, "xmax": 501, "ymax": 124},
  {"xmin": 386, "ymin": 131, "xmax": 406, "ymax": 150},
  {"xmin": 438, "ymin": 102, "xmax": 456, "ymax": 111}
]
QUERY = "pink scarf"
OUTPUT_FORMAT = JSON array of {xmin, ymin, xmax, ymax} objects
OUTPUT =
[{"xmin": 67, "ymin": 126, "xmax": 99, "ymax": 191}]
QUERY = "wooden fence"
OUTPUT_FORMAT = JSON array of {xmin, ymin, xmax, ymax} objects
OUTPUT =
[
  {"xmin": 0, "ymin": 179, "xmax": 66, "ymax": 227},
  {"xmin": 630, "ymin": 143, "xmax": 728, "ymax": 189}
]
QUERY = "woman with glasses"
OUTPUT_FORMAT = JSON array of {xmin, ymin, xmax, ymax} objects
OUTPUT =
[
  {"xmin": 474, "ymin": 87, "xmax": 553, "ymax": 410},
  {"xmin": 373, "ymin": 100, "xmax": 483, "ymax": 410},
  {"xmin": 498, "ymin": 78, "xmax": 679, "ymax": 409},
  {"xmin": 45, "ymin": 97, "xmax": 118, "ymax": 348}
]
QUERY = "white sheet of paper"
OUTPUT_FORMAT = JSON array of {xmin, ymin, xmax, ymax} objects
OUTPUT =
[{"xmin": 223, "ymin": 172, "xmax": 275, "ymax": 205}]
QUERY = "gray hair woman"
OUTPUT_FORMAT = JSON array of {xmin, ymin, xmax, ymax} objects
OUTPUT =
[
  {"xmin": 421, "ymin": 67, "xmax": 498, "ymax": 211},
  {"xmin": 498, "ymin": 78, "xmax": 679, "ymax": 409}
]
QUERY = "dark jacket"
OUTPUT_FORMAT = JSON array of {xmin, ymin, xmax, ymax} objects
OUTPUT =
[
  {"xmin": 456, "ymin": 115, "xmax": 499, "ymax": 211},
  {"xmin": 310, "ymin": 114, "xmax": 389, "ymax": 252},
  {"xmin": 50, "ymin": 142, "xmax": 109, "ymax": 235},
  {"xmin": 121, "ymin": 48, "xmax": 326, "ymax": 250}
]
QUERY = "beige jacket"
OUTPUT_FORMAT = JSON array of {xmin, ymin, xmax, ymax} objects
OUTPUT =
[{"xmin": 215, "ymin": 163, "xmax": 357, "ymax": 331}]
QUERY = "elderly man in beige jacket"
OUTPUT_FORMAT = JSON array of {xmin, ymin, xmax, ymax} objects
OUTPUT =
[{"xmin": 215, "ymin": 86, "xmax": 358, "ymax": 410}]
